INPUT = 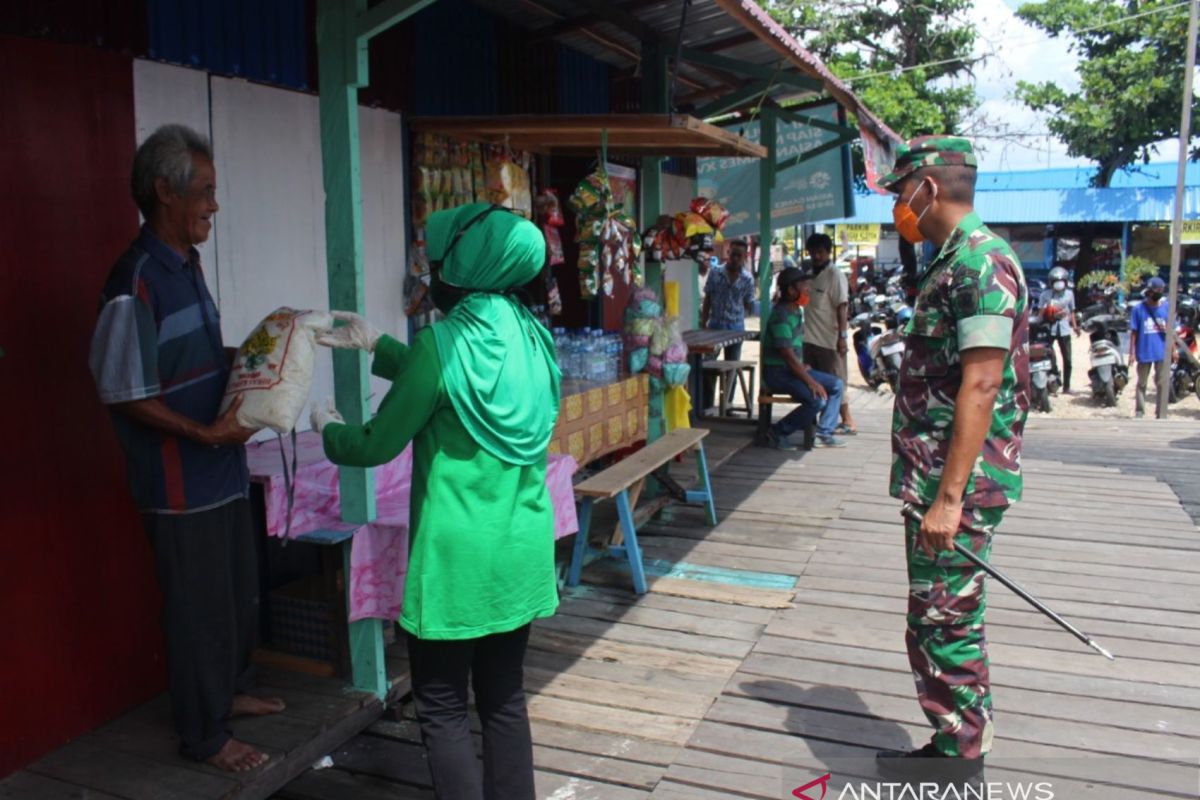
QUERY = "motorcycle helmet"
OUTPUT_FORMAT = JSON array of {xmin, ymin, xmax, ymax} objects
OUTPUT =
[
  {"xmin": 895, "ymin": 306, "xmax": 914, "ymax": 326},
  {"xmin": 1048, "ymin": 266, "xmax": 1069, "ymax": 292}
]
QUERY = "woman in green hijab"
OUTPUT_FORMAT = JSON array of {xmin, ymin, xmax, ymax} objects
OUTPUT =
[{"xmin": 312, "ymin": 204, "xmax": 560, "ymax": 800}]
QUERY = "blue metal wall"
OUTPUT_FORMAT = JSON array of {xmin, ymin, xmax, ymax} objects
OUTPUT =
[
  {"xmin": 147, "ymin": 0, "xmax": 307, "ymax": 89},
  {"xmin": 556, "ymin": 43, "xmax": 610, "ymax": 114},
  {"xmin": 414, "ymin": 0, "xmax": 499, "ymax": 115}
]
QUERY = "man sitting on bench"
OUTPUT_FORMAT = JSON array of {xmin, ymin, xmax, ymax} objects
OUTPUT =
[{"xmin": 761, "ymin": 266, "xmax": 847, "ymax": 451}]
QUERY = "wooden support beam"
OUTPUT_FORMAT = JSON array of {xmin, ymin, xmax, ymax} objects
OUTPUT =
[
  {"xmin": 356, "ymin": 0, "xmax": 439, "ymax": 42},
  {"xmin": 694, "ymin": 79, "xmax": 773, "ymax": 120},
  {"xmin": 774, "ymin": 134, "xmax": 853, "ymax": 174},
  {"xmin": 317, "ymin": 0, "xmax": 385, "ymax": 700}
]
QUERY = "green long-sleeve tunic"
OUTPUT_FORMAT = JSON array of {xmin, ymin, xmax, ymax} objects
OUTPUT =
[{"xmin": 322, "ymin": 332, "xmax": 559, "ymax": 640}]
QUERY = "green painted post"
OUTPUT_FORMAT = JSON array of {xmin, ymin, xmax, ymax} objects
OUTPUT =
[
  {"xmin": 641, "ymin": 39, "xmax": 668, "ymax": 442},
  {"xmin": 758, "ymin": 108, "xmax": 777, "ymax": 315},
  {"xmin": 317, "ymin": 0, "xmax": 385, "ymax": 699}
]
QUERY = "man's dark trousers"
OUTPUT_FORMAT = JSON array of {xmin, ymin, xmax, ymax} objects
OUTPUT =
[{"xmin": 142, "ymin": 498, "xmax": 258, "ymax": 761}]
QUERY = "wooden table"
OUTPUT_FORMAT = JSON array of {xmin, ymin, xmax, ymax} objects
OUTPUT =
[{"xmin": 682, "ymin": 328, "xmax": 759, "ymax": 422}]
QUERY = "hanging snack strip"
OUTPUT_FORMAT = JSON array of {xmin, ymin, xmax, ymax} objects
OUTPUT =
[
  {"xmin": 568, "ymin": 166, "xmax": 613, "ymax": 299},
  {"xmin": 640, "ymin": 197, "xmax": 732, "ymax": 263}
]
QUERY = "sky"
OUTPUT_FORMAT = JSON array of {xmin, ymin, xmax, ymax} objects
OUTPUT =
[{"xmin": 964, "ymin": 0, "xmax": 1185, "ymax": 174}]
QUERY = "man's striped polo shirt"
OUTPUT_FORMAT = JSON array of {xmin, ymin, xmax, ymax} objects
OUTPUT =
[{"xmin": 90, "ymin": 226, "xmax": 248, "ymax": 513}]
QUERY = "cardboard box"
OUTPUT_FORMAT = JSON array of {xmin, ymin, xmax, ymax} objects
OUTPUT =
[{"xmin": 548, "ymin": 374, "xmax": 648, "ymax": 466}]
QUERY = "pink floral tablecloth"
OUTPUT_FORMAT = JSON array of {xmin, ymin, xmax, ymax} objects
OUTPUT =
[{"xmin": 247, "ymin": 432, "xmax": 578, "ymax": 622}]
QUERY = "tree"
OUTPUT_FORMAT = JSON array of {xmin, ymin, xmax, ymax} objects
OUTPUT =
[
  {"xmin": 763, "ymin": 0, "xmax": 981, "ymax": 140},
  {"xmin": 1015, "ymin": 0, "xmax": 1198, "ymax": 187}
]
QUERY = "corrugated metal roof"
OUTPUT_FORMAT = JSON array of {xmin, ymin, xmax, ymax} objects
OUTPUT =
[
  {"xmin": 469, "ymin": 0, "xmax": 896, "ymax": 146},
  {"xmin": 828, "ymin": 184, "xmax": 1200, "ymax": 225}
]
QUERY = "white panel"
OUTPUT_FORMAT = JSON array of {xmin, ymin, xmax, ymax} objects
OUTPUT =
[
  {"xmin": 209, "ymin": 76, "xmax": 407, "ymax": 434},
  {"xmin": 358, "ymin": 106, "xmax": 409, "ymax": 350},
  {"xmin": 662, "ymin": 174, "xmax": 700, "ymax": 329},
  {"xmin": 131, "ymin": 59, "xmax": 216, "ymax": 273}
]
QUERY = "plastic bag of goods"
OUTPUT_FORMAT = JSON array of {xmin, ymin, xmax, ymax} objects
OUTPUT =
[{"xmin": 220, "ymin": 308, "xmax": 334, "ymax": 433}]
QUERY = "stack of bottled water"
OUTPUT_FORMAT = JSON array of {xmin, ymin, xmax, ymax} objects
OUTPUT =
[{"xmin": 551, "ymin": 328, "xmax": 623, "ymax": 386}]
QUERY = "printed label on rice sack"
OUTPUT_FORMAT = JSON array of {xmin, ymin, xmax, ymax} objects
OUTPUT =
[
  {"xmin": 221, "ymin": 307, "xmax": 333, "ymax": 433},
  {"xmin": 228, "ymin": 309, "xmax": 305, "ymax": 392}
]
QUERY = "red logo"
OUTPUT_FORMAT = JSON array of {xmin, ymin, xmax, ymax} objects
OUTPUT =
[{"xmin": 793, "ymin": 773, "xmax": 832, "ymax": 800}]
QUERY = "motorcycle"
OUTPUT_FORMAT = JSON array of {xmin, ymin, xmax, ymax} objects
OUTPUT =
[
  {"xmin": 1084, "ymin": 316, "xmax": 1129, "ymax": 407},
  {"xmin": 1028, "ymin": 316, "xmax": 1062, "ymax": 413},
  {"xmin": 1170, "ymin": 306, "xmax": 1200, "ymax": 402},
  {"xmin": 852, "ymin": 308, "xmax": 906, "ymax": 391}
]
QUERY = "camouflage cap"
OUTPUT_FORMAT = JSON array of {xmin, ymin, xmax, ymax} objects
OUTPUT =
[{"xmin": 878, "ymin": 135, "xmax": 977, "ymax": 192}]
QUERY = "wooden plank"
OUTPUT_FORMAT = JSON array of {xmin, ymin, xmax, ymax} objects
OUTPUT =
[
  {"xmin": 0, "ymin": 772, "xmax": 125, "ymax": 800},
  {"xmin": 735, "ymin": 649, "xmax": 1200, "ymax": 740},
  {"xmin": 562, "ymin": 583, "xmax": 777, "ymax": 625},
  {"xmin": 525, "ymin": 694, "xmax": 698, "ymax": 746},
  {"xmin": 26, "ymin": 740, "xmax": 239, "ymax": 800},
  {"xmin": 576, "ymin": 428, "xmax": 709, "ymax": 498},
  {"xmin": 713, "ymin": 683, "xmax": 1197, "ymax": 762},
  {"xmin": 752, "ymin": 634, "xmax": 1200, "ymax": 708},
  {"xmin": 579, "ymin": 567, "xmax": 796, "ymax": 608},
  {"xmin": 773, "ymin": 602, "xmax": 1200, "ymax": 666},
  {"xmin": 527, "ymin": 626, "xmax": 742, "ymax": 679},
  {"xmin": 533, "ymin": 612, "xmax": 753, "ymax": 659},
  {"xmin": 555, "ymin": 595, "xmax": 766, "ymax": 642}
]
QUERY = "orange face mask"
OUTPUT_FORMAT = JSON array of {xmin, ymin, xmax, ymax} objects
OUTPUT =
[
  {"xmin": 893, "ymin": 180, "xmax": 933, "ymax": 244},
  {"xmin": 796, "ymin": 288, "xmax": 811, "ymax": 307}
]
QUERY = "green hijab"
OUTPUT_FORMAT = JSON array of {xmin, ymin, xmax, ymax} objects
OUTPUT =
[{"xmin": 426, "ymin": 203, "xmax": 560, "ymax": 465}]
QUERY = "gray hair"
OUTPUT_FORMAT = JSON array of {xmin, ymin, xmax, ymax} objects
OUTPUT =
[{"xmin": 131, "ymin": 124, "xmax": 213, "ymax": 219}]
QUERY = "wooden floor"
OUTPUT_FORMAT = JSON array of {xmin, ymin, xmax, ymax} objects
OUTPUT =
[
  {"xmin": 273, "ymin": 388, "xmax": 1200, "ymax": 799},
  {"xmin": 7, "ymin": 390, "xmax": 1198, "ymax": 799}
]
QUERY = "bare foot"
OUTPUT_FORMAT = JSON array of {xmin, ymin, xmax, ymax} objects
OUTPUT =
[
  {"xmin": 207, "ymin": 738, "xmax": 270, "ymax": 772},
  {"xmin": 232, "ymin": 694, "xmax": 286, "ymax": 717}
]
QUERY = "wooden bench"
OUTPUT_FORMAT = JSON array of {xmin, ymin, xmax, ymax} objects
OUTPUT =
[
  {"xmin": 566, "ymin": 428, "xmax": 717, "ymax": 594},
  {"xmin": 754, "ymin": 392, "xmax": 815, "ymax": 449},
  {"xmin": 701, "ymin": 359, "xmax": 756, "ymax": 417}
]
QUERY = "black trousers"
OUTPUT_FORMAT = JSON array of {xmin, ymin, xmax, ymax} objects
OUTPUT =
[
  {"xmin": 407, "ymin": 625, "xmax": 535, "ymax": 800},
  {"xmin": 1055, "ymin": 334, "xmax": 1073, "ymax": 390},
  {"xmin": 142, "ymin": 498, "xmax": 258, "ymax": 761}
]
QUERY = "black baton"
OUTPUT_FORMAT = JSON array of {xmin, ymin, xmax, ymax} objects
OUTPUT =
[{"xmin": 901, "ymin": 503, "xmax": 1115, "ymax": 661}]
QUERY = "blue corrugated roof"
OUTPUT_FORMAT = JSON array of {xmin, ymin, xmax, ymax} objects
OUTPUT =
[
  {"xmin": 830, "ymin": 162, "xmax": 1200, "ymax": 225},
  {"xmin": 975, "ymin": 161, "xmax": 1200, "ymax": 191}
]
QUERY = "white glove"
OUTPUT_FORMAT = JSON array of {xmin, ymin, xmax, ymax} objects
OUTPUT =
[
  {"xmin": 310, "ymin": 397, "xmax": 345, "ymax": 433},
  {"xmin": 315, "ymin": 310, "xmax": 383, "ymax": 353}
]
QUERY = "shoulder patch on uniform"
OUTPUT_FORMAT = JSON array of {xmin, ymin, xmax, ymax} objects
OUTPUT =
[{"xmin": 952, "ymin": 276, "xmax": 980, "ymax": 316}]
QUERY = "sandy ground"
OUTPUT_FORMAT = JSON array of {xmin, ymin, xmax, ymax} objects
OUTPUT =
[{"xmin": 737, "ymin": 314, "xmax": 1200, "ymax": 422}]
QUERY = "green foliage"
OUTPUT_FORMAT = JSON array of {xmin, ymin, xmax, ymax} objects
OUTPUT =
[
  {"xmin": 1122, "ymin": 255, "xmax": 1161, "ymax": 290},
  {"xmin": 1076, "ymin": 269, "xmax": 1120, "ymax": 290},
  {"xmin": 762, "ymin": 0, "xmax": 980, "ymax": 140},
  {"xmin": 1014, "ymin": 0, "xmax": 1197, "ymax": 186}
]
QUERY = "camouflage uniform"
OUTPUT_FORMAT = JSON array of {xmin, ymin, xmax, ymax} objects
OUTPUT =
[{"xmin": 881, "ymin": 136, "xmax": 1030, "ymax": 759}]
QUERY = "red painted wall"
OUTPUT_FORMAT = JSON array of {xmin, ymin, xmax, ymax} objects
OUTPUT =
[{"xmin": 0, "ymin": 35, "xmax": 165, "ymax": 776}]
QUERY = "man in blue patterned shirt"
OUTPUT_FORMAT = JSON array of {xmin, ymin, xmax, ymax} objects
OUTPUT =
[{"xmin": 700, "ymin": 239, "xmax": 756, "ymax": 408}]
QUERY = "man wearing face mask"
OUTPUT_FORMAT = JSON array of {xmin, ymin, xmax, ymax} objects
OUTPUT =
[
  {"xmin": 1129, "ymin": 276, "xmax": 1173, "ymax": 418},
  {"xmin": 877, "ymin": 136, "xmax": 1029, "ymax": 777},
  {"xmin": 1037, "ymin": 266, "xmax": 1080, "ymax": 392},
  {"xmin": 802, "ymin": 232, "xmax": 857, "ymax": 435},
  {"xmin": 760, "ymin": 266, "xmax": 846, "ymax": 449}
]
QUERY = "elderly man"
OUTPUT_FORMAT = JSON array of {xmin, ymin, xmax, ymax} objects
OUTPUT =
[
  {"xmin": 89, "ymin": 124, "xmax": 282, "ymax": 772},
  {"xmin": 878, "ymin": 136, "xmax": 1029, "ymax": 781}
]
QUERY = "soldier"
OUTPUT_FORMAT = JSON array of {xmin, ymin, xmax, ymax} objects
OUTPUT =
[{"xmin": 875, "ymin": 136, "xmax": 1030, "ymax": 778}]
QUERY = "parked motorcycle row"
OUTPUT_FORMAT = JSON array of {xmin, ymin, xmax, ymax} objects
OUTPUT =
[{"xmin": 846, "ymin": 268, "xmax": 1200, "ymax": 412}]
